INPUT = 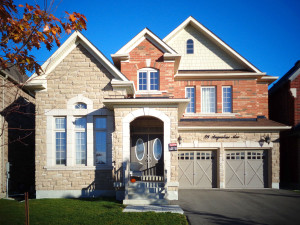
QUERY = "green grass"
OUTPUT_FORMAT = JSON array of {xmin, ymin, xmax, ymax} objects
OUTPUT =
[{"xmin": 0, "ymin": 198, "xmax": 187, "ymax": 225}]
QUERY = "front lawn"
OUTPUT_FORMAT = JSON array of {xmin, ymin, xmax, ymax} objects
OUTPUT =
[{"xmin": 0, "ymin": 198, "xmax": 187, "ymax": 225}]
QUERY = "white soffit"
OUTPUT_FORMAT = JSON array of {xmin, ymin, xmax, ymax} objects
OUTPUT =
[
  {"xmin": 27, "ymin": 31, "xmax": 129, "ymax": 86},
  {"xmin": 163, "ymin": 16, "xmax": 262, "ymax": 73},
  {"xmin": 114, "ymin": 28, "xmax": 178, "ymax": 55}
]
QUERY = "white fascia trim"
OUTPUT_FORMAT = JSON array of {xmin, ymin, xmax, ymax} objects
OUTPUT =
[
  {"xmin": 174, "ymin": 72, "xmax": 266, "ymax": 78},
  {"xmin": 111, "ymin": 79, "xmax": 136, "ymax": 95},
  {"xmin": 115, "ymin": 28, "xmax": 177, "ymax": 55},
  {"xmin": 103, "ymin": 98, "xmax": 189, "ymax": 106},
  {"xmin": 27, "ymin": 31, "xmax": 128, "ymax": 86},
  {"xmin": 163, "ymin": 16, "xmax": 262, "ymax": 73},
  {"xmin": 178, "ymin": 126, "xmax": 292, "ymax": 131},
  {"xmin": 259, "ymin": 75, "xmax": 278, "ymax": 83},
  {"xmin": 289, "ymin": 68, "xmax": 300, "ymax": 81}
]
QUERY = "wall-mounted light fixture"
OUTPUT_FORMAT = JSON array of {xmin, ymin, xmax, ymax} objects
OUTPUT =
[
  {"xmin": 259, "ymin": 135, "xmax": 271, "ymax": 147},
  {"xmin": 178, "ymin": 135, "xmax": 182, "ymax": 145}
]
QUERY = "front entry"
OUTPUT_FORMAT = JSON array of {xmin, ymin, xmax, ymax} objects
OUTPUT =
[
  {"xmin": 131, "ymin": 134, "xmax": 164, "ymax": 176},
  {"xmin": 130, "ymin": 117, "xmax": 164, "ymax": 177}
]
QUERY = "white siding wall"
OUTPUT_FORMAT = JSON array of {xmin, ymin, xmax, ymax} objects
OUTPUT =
[{"xmin": 167, "ymin": 25, "xmax": 247, "ymax": 70}]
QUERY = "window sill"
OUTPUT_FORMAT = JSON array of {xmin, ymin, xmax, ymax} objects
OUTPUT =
[
  {"xmin": 44, "ymin": 165, "xmax": 113, "ymax": 171},
  {"xmin": 136, "ymin": 90, "xmax": 168, "ymax": 95},
  {"xmin": 184, "ymin": 113, "xmax": 239, "ymax": 117}
]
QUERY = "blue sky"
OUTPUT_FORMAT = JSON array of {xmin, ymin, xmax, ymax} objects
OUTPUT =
[{"xmin": 17, "ymin": 0, "xmax": 300, "ymax": 83}]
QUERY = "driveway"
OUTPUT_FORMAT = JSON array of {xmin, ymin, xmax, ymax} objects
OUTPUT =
[{"xmin": 170, "ymin": 189, "xmax": 300, "ymax": 225}]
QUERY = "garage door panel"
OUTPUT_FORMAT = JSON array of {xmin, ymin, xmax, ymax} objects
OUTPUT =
[
  {"xmin": 178, "ymin": 160, "xmax": 194, "ymax": 188},
  {"xmin": 179, "ymin": 150, "xmax": 217, "ymax": 189},
  {"xmin": 225, "ymin": 150, "xmax": 268, "ymax": 188},
  {"xmin": 226, "ymin": 159, "xmax": 245, "ymax": 188}
]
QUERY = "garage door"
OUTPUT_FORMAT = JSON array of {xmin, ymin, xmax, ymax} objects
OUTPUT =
[
  {"xmin": 178, "ymin": 151, "xmax": 217, "ymax": 189},
  {"xmin": 225, "ymin": 150, "xmax": 268, "ymax": 188}
]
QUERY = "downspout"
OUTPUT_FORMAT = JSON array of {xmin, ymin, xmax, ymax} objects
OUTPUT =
[{"xmin": 1, "ymin": 73, "xmax": 8, "ymax": 195}]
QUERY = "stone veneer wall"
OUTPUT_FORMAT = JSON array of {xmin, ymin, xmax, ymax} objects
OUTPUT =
[
  {"xmin": 178, "ymin": 131, "xmax": 280, "ymax": 187},
  {"xmin": 113, "ymin": 106, "xmax": 179, "ymax": 192},
  {"xmin": 35, "ymin": 44, "xmax": 126, "ymax": 195}
]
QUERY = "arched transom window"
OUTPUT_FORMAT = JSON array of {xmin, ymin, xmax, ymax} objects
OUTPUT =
[
  {"xmin": 75, "ymin": 102, "xmax": 87, "ymax": 109},
  {"xmin": 138, "ymin": 68, "xmax": 159, "ymax": 91},
  {"xmin": 187, "ymin": 39, "xmax": 194, "ymax": 54}
]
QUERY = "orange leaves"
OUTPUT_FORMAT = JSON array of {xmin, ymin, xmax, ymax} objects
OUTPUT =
[{"xmin": 0, "ymin": 0, "xmax": 87, "ymax": 75}]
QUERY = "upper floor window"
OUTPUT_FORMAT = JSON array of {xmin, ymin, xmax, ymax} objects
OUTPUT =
[
  {"xmin": 186, "ymin": 87, "xmax": 195, "ymax": 113},
  {"xmin": 187, "ymin": 39, "xmax": 194, "ymax": 54},
  {"xmin": 75, "ymin": 103, "xmax": 87, "ymax": 109},
  {"xmin": 222, "ymin": 86, "xmax": 232, "ymax": 113},
  {"xmin": 138, "ymin": 68, "xmax": 159, "ymax": 91},
  {"xmin": 201, "ymin": 87, "xmax": 216, "ymax": 113}
]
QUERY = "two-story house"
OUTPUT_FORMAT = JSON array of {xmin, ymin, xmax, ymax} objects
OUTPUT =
[
  {"xmin": 27, "ymin": 16, "xmax": 289, "ymax": 204},
  {"xmin": 269, "ymin": 61, "xmax": 300, "ymax": 189}
]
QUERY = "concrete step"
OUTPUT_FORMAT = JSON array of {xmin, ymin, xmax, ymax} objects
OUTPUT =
[
  {"xmin": 128, "ymin": 192, "xmax": 165, "ymax": 200},
  {"xmin": 128, "ymin": 187, "xmax": 165, "ymax": 194},
  {"xmin": 128, "ymin": 181, "xmax": 164, "ymax": 188},
  {"xmin": 123, "ymin": 199, "xmax": 169, "ymax": 205}
]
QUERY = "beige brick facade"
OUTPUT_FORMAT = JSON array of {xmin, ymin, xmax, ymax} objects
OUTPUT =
[{"xmin": 35, "ymin": 44, "xmax": 125, "ymax": 196}]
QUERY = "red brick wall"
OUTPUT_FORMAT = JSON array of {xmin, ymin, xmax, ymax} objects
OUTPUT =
[
  {"xmin": 119, "ymin": 38, "xmax": 269, "ymax": 118},
  {"xmin": 120, "ymin": 39, "xmax": 175, "ymax": 97},
  {"xmin": 291, "ymin": 74, "xmax": 300, "ymax": 125},
  {"xmin": 173, "ymin": 80, "xmax": 268, "ymax": 118}
]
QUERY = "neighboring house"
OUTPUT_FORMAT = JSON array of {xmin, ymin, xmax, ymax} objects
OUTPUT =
[
  {"xmin": 27, "ymin": 16, "xmax": 289, "ymax": 204},
  {"xmin": 269, "ymin": 61, "xmax": 300, "ymax": 189},
  {"xmin": 0, "ymin": 66, "xmax": 35, "ymax": 198}
]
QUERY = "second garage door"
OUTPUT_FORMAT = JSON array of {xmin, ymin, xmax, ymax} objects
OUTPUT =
[
  {"xmin": 178, "ymin": 150, "xmax": 217, "ymax": 189},
  {"xmin": 225, "ymin": 150, "xmax": 268, "ymax": 188}
]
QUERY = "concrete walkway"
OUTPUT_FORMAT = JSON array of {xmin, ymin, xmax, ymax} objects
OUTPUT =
[
  {"xmin": 170, "ymin": 189, "xmax": 300, "ymax": 225},
  {"xmin": 123, "ymin": 205, "xmax": 184, "ymax": 214}
]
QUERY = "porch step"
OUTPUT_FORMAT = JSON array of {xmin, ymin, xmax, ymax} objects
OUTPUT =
[
  {"xmin": 128, "ymin": 181, "xmax": 164, "ymax": 188},
  {"xmin": 123, "ymin": 199, "xmax": 169, "ymax": 205},
  {"xmin": 125, "ymin": 181, "xmax": 167, "ymax": 205},
  {"xmin": 128, "ymin": 187, "xmax": 165, "ymax": 194}
]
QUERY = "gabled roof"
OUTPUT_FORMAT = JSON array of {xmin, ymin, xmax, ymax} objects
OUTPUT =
[
  {"xmin": 113, "ymin": 28, "xmax": 178, "ymax": 55},
  {"xmin": 269, "ymin": 60, "xmax": 300, "ymax": 94},
  {"xmin": 27, "ymin": 31, "xmax": 129, "ymax": 89},
  {"xmin": 163, "ymin": 16, "xmax": 262, "ymax": 73}
]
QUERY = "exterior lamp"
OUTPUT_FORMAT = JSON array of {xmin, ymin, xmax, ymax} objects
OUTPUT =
[
  {"xmin": 178, "ymin": 135, "xmax": 182, "ymax": 145},
  {"xmin": 259, "ymin": 138, "xmax": 265, "ymax": 147},
  {"xmin": 265, "ymin": 136, "xmax": 271, "ymax": 144}
]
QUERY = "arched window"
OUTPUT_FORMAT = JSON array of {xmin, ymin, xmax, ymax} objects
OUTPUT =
[
  {"xmin": 187, "ymin": 39, "xmax": 194, "ymax": 54},
  {"xmin": 75, "ymin": 102, "xmax": 87, "ymax": 109},
  {"xmin": 138, "ymin": 68, "xmax": 159, "ymax": 91}
]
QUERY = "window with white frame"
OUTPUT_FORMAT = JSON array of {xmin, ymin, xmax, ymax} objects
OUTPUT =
[
  {"xmin": 201, "ymin": 87, "xmax": 216, "ymax": 113},
  {"xmin": 94, "ymin": 117, "xmax": 107, "ymax": 165},
  {"xmin": 75, "ymin": 103, "xmax": 87, "ymax": 109},
  {"xmin": 74, "ymin": 117, "xmax": 87, "ymax": 165},
  {"xmin": 185, "ymin": 87, "xmax": 195, "ymax": 113},
  {"xmin": 222, "ymin": 86, "xmax": 232, "ymax": 113},
  {"xmin": 55, "ymin": 117, "xmax": 66, "ymax": 165},
  {"xmin": 138, "ymin": 68, "xmax": 159, "ymax": 91},
  {"xmin": 187, "ymin": 39, "xmax": 194, "ymax": 54}
]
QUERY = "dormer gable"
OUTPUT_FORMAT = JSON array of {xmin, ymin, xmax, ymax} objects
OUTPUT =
[{"xmin": 111, "ymin": 28, "xmax": 180, "ymax": 69}]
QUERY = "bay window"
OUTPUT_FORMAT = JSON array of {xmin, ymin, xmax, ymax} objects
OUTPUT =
[
  {"xmin": 74, "ymin": 117, "xmax": 87, "ymax": 165},
  {"xmin": 55, "ymin": 117, "xmax": 66, "ymax": 165},
  {"xmin": 94, "ymin": 117, "xmax": 107, "ymax": 165}
]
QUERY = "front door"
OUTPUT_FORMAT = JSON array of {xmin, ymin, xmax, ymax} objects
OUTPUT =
[{"xmin": 131, "ymin": 134, "xmax": 163, "ymax": 176}]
